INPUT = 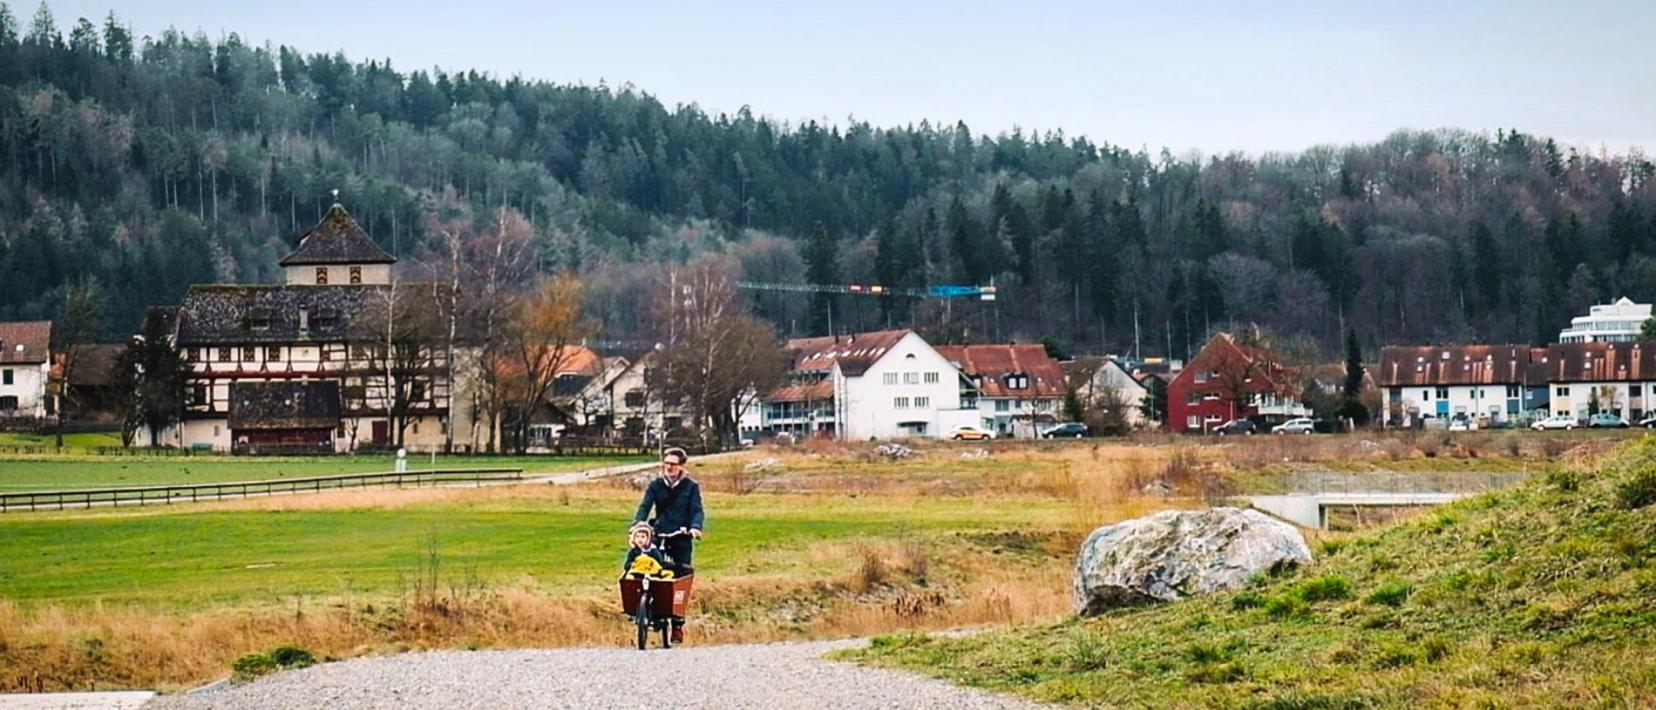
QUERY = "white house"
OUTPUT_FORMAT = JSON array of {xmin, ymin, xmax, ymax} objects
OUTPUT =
[
  {"xmin": 1558, "ymin": 297, "xmax": 1652, "ymax": 344},
  {"xmin": 1377, "ymin": 345, "xmax": 1537, "ymax": 427},
  {"xmin": 1067, "ymin": 356, "xmax": 1154, "ymax": 429},
  {"xmin": 763, "ymin": 329, "xmax": 978, "ymax": 440},
  {"xmin": 0, "ymin": 321, "xmax": 53, "ymax": 419},
  {"xmin": 1532, "ymin": 342, "xmax": 1656, "ymax": 421},
  {"xmin": 937, "ymin": 344, "xmax": 1068, "ymax": 437}
]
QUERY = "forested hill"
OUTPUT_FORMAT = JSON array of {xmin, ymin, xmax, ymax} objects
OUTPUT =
[{"xmin": 1, "ymin": 5, "xmax": 1654, "ymax": 357}]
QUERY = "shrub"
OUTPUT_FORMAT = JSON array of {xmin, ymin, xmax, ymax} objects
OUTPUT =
[
  {"xmin": 268, "ymin": 645, "xmax": 315, "ymax": 669},
  {"xmin": 1544, "ymin": 469, "xmax": 1579, "ymax": 493},
  {"xmin": 1365, "ymin": 582, "xmax": 1410, "ymax": 607},
  {"xmin": 231, "ymin": 652, "xmax": 277, "ymax": 680},
  {"xmin": 1067, "ymin": 632, "xmax": 1109, "ymax": 671},
  {"xmin": 1295, "ymin": 575, "xmax": 1354, "ymax": 603},
  {"xmin": 1187, "ymin": 661, "xmax": 1246, "ymax": 684},
  {"xmin": 1614, "ymin": 466, "xmax": 1656, "ymax": 510}
]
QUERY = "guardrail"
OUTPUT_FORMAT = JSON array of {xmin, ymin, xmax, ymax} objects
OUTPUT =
[{"xmin": 0, "ymin": 467, "xmax": 525, "ymax": 513}]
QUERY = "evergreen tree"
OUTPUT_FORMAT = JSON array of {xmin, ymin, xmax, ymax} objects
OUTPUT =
[{"xmin": 803, "ymin": 222, "xmax": 837, "ymax": 334}]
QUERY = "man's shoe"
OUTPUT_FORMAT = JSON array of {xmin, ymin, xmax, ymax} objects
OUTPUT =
[{"xmin": 671, "ymin": 626, "xmax": 685, "ymax": 644}]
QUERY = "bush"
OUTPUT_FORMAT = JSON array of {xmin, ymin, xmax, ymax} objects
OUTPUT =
[
  {"xmin": 231, "ymin": 644, "xmax": 317, "ymax": 680},
  {"xmin": 1230, "ymin": 590, "xmax": 1265, "ymax": 611},
  {"xmin": 1365, "ymin": 581, "xmax": 1410, "ymax": 607},
  {"xmin": 1067, "ymin": 632, "xmax": 1109, "ymax": 671},
  {"xmin": 231, "ymin": 652, "xmax": 277, "ymax": 680},
  {"xmin": 1264, "ymin": 594, "xmax": 1309, "ymax": 619},
  {"xmin": 1614, "ymin": 466, "xmax": 1656, "ymax": 510},
  {"xmin": 268, "ymin": 645, "xmax": 316, "ymax": 669}
]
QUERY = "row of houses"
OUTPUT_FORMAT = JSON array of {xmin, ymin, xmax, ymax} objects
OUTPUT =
[
  {"xmin": 0, "ymin": 203, "xmax": 1187, "ymax": 453},
  {"xmin": 1377, "ymin": 341, "xmax": 1656, "ymax": 426}
]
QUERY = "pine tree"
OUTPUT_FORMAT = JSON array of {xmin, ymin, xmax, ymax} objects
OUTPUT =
[
  {"xmin": 1342, "ymin": 329, "xmax": 1364, "ymax": 399},
  {"xmin": 803, "ymin": 222, "xmax": 837, "ymax": 334}
]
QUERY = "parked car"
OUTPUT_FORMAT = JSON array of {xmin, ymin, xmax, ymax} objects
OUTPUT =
[
  {"xmin": 1641, "ymin": 415, "xmax": 1656, "ymax": 429},
  {"xmin": 950, "ymin": 425, "xmax": 995, "ymax": 441},
  {"xmin": 1040, "ymin": 422, "xmax": 1090, "ymax": 439},
  {"xmin": 1448, "ymin": 418, "xmax": 1471, "ymax": 432},
  {"xmin": 1588, "ymin": 413, "xmax": 1629, "ymax": 429},
  {"xmin": 1272, "ymin": 417, "xmax": 1315, "ymax": 435},
  {"xmin": 1212, "ymin": 419, "xmax": 1257, "ymax": 436},
  {"xmin": 1531, "ymin": 414, "xmax": 1578, "ymax": 431}
]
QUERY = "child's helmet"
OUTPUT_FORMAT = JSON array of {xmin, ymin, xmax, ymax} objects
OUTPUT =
[{"xmin": 629, "ymin": 521, "xmax": 654, "ymax": 537}]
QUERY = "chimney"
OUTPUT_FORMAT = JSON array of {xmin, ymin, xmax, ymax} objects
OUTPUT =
[{"xmin": 298, "ymin": 307, "xmax": 310, "ymax": 332}]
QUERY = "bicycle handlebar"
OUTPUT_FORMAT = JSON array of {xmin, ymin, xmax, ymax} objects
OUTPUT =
[{"xmin": 657, "ymin": 528, "xmax": 692, "ymax": 538}]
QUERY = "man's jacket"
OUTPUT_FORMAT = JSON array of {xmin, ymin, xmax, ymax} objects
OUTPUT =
[{"xmin": 633, "ymin": 476, "xmax": 705, "ymax": 534}]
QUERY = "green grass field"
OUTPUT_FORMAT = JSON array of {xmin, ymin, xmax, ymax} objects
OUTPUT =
[
  {"xmin": 0, "ymin": 454, "xmax": 651, "ymax": 491},
  {"xmin": 0, "ymin": 490, "xmax": 1068, "ymax": 609}
]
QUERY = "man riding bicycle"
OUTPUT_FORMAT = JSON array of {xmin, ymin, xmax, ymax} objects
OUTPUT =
[{"xmin": 631, "ymin": 447, "xmax": 703, "ymax": 643}]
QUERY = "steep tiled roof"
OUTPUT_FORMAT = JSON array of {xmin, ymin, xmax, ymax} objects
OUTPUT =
[
  {"xmin": 0, "ymin": 321, "xmax": 51, "ymax": 364},
  {"xmin": 175, "ymin": 285, "xmax": 385, "ymax": 345},
  {"xmin": 1378, "ymin": 345, "xmax": 1533, "ymax": 386},
  {"xmin": 1174, "ymin": 333, "xmax": 1299, "ymax": 394},
  {"xmin": 228, "ymin": 381, "xmax": 341, "ymax": 430},
  {"xmin": 1537, "ymin": 342, "xmax": 1656, "ymax": 383},
  {"xmin": 936, "ymin": 344, "xmax": 1067, "ymax": 398},
  {"xmin": 279, "ymin": 204, "xmax": 396, "ymax": 266},
  {"xmin": 784, "ymin": 329, "xmax": 910, "ymax": 377}
]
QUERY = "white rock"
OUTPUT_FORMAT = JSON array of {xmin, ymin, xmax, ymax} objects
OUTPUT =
[{"xmin": 1072, "ymin": 507, "xmax": 1311, "ymax": 616}]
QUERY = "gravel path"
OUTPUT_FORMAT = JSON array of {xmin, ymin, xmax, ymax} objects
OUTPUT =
[{"xmin": 145, "ymin": 640, "xmax": 1053, "ymax": 710}]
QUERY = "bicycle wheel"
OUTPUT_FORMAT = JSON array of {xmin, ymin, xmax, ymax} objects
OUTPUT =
[{"xmin": 635, "ymin": 600, "xmax": 650, "ymax": 650}]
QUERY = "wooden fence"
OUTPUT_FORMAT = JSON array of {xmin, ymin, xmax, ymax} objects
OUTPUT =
[{"xmin": 0, "ymin": 467, "xmax": 525, "ymax": 513}]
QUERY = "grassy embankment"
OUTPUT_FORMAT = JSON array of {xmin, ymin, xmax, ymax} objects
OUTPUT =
[{"xmin": 847, "ymin": 436, "xmax": 1656, "ymax": 708}]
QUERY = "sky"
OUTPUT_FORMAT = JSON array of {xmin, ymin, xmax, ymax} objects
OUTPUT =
[{"xmin": 35, "ymin": 0, "xmax": 1656, "ymax": 155}]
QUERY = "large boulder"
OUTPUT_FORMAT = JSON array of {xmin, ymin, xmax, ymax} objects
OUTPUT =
[{"xmin": 1072, "ymin": 507, "xmax": 1311, "ymax": 615}]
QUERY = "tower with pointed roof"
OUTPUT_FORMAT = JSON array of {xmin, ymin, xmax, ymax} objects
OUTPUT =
[{"xmin": 279, "ymin": 203, "xmax": 396, "ymax": 286}]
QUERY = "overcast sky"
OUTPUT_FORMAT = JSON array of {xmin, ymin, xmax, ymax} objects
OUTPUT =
[{"xmin": 36, "ymin": 0, "xmax": 1656, "ymax": 155}]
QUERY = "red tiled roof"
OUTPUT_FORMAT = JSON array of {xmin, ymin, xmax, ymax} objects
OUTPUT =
[
  {"xmin": 936, "ymin": 344, "xmax": 1066, "ymax": 398},
  {"xmin": 0, "ymin": 321, "xmax": 51, "ymax": 364},
  {"xmin": 1377, "ymin": 345, "xmax": 1532, "ymax": 386},
  {"xmin": 1173, "ymin": 333, "xmax": 1299, "ymax": 394},
  {"xmin": 783, "ymin": 329, "xmax": 911, "ymax": 377}
]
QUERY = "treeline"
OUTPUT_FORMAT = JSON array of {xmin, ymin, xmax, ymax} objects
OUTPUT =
[{"xmin": 0, "ymin": 4, "xmax": 1654, "ymax": 357}]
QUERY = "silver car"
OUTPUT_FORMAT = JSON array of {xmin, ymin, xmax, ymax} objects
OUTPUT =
[{"xmin": 1272, "ymin": 417, "xmax": 1315, "ymax": 435}]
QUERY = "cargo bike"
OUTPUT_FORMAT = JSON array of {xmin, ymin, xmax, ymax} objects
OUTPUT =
[{"xmin": 618, "ymin": 528, "xmax": 694, "ymax": 650}]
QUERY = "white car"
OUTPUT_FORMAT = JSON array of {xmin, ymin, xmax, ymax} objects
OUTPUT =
[
  {"xmin": 1448, "ymin": 418, "xmax": 1471, "ymax": 432},
  {"xmin": 1272, "ymin": 417, "xmax": 1315, "ymax": 435},
  {"xmin": 1530, "ymin": 414, "xmax": 1578, "ymax": 431},
  {"xmin": 1641, "ymin": 415, "xmax": 1656, "ymax": 429},
  {"xmin": 950, "ymin": 425, "xmax": 995, "ymax": 441}
]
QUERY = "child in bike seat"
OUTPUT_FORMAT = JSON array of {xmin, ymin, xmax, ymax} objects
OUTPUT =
[{"xmin": 623, "ymin": 522, "xmax": 678, "ymax": 578}]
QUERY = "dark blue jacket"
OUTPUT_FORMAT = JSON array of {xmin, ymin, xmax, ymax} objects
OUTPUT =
[{"xmin": 633, "ymin": 476, "xmax": 705, "ymax": 534}]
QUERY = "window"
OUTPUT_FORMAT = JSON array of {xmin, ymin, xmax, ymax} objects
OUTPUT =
[
  {"xmin": 241, "ymin": 347, "xmax": 255, "ymax": 362},
  {"xmin": 894, "ymin": 396, "xmax": 911, "ymax": 409},
  {"xmin": 409, "ymin": 380, "xmax": 427, "ymax": 402},
  {"xmin": 190, "ymin": 385, "xmax": 207, "ymax": 406},
  {"xmin": 924, "ymin": 372, "xmax": 939, "ymax": 384},
  {"xmin": 349, "ymin": 266, "xmax": 362, "ymax": 284},
  {"xmin": 1194, "ymin": 371, "xmax": 1209, "ymax": 384},
  {"xmin": 1506, "ymin": 385, "xmax": 1521, "ymax": 398},
  {"xmin": 1388, "ymin": 387, "xmax": 1401, "ymax": 400},
  {"xmin": 995, "ymin": 399, "xmax": 1010, "ymax": 412},
  {"xmin": 1422, "ymin": 391, "xmax": 1429, "ymax": 401},
  {"xmin": 1556, "ymin": 386, "xmax": 1569, "ymax": 398},
  {"xmin": 0, "ymin": 396, "xmax": 15, "ymax": 412},
  {"xmin": 1, "ymin": 369, "xmax": 10, "ymax": 385},
  {"xmin": 1187, "ymin": 415, "xmax": 1201, "ymax": 429},
  {"xmin": 217, "ymin": 348, "xmax": 231, "ymax": 362},
  {"xmin": 266, "ymin": 346, "xmax": 281, "ymax": 361},
  {"xmin": 903, "ymin": 372, "xmax": 919, "ymax": 385},
  {"xmin": 1633, "ymin": 385, "xmax": 1644, "ymax": 398},
  {"xmin": 1187, "ymin": 393, "xmax": 1202, "ymax": 405},
  {"xmin": 312, "ymin": 308, "xmax": 341, "ymax": 330},
  {"xmin": 1435, "ymin": 387, "xmax": 1448, "ymax": 399},
  {"xmin": 624, "ymin": 390, "xmax": 645, "ymax": 408},
  {"xmin": 186, "ymin": 348, "xmax": 198, "ymax": 362},
  {"xmin": 883, "ymin": 373, "xmax": 898, "ymax": 386},
  {"xmin": 915, "ymin": 396, "xmax": 930, "ymax": 408},
  {"xmin": 315, "ymin": 267, "xmax": 328, "ymax": 284}
]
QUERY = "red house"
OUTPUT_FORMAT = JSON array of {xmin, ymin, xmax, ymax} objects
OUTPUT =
[{"xmin": 1167, "ymin": 333, "xmax": 1305, "ymax": 433}]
